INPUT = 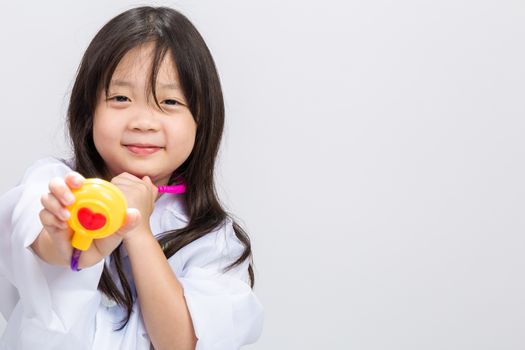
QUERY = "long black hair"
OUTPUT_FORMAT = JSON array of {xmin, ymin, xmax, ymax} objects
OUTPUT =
[{"xmin": 66, "ymin": 6, "xmax": 254, "ymax": 330}]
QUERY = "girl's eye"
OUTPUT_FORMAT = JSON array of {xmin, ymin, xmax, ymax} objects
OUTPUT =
[
  {"xmin": 106, "ymin": 95, "xmax": 130, "ymax": 103},
  {"xmin": 112, "ymin": 96, "xmax": 130, "ymax": 102},
  {"xmin": 163, "ymin": 99, "xmax": 180, "ymax": 106}
]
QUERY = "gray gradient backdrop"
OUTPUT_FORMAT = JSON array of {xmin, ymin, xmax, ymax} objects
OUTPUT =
[{"xmin": 1, "ymin": 1, "xmax": 524, "ymax": 349}]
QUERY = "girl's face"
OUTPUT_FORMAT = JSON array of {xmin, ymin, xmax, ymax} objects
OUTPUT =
[{"xmin": 93, "ymin": 42, "xmax": 196, "ymax": 186}]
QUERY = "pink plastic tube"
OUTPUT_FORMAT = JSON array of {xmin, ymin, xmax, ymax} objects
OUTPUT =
[{"xmin": 157, "ymin": 183, "xmax": 186, "ymax": 194}]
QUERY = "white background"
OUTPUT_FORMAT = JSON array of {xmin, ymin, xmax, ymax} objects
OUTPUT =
[{"xmin": 1, "ymin": 1, "xmax": 524, "ymax": 349}]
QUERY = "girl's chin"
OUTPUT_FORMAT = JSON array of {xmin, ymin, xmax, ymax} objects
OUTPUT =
[
  {"xmin": 129, "ymin": 172, "xmax": 164, "ymax": 185},
  {"xmin": 107, "ymin": 166, "xmax": 167, "ymax": 185},
  {"xmin": 109, "ymin": 169, "xmax": 150, "ymax": 180},
  {"xmin": 130, "ymin": 172, "xmax": 155, "ymax": 181}
]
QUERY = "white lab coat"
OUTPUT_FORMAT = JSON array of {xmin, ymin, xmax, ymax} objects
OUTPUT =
[{"xmin": 0, "ymin": 158, "xmax": 263, "ymax": 350}]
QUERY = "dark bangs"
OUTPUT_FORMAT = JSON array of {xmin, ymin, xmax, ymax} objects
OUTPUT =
[{"xmin": 88, "ymin": 8, "xmax": 218, "ymax": 127}]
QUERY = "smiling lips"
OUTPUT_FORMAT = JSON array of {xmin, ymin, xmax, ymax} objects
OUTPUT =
[{"xmin": 124, "ymin": 144, "xmax": 163, "ymax": 155}]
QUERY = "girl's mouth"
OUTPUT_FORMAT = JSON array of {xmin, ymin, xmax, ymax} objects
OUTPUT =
[{"xmin": 124, "ymin": 144, "xmax": 162, "ymax": 155}]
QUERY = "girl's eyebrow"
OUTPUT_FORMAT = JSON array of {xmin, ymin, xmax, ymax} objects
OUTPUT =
[
  {"xmin": 159, "ymin": 82, "xmax": 180, "ymax": 90},
  {"xmin": 110, "ymin": 79, "xmax": 180, "ymax": 90},
  {"xmin": 110, "ymin": 79, "xmax": 134, "ymax": 88}
]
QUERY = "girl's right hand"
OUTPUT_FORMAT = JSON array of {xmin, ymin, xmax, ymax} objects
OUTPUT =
[{"xmin": 35, "ymin": 172, "xmax": 141, "ymax": 269}]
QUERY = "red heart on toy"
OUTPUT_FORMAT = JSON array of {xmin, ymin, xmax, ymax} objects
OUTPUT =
[{"xmin": 77, "ymin": 207, "xmax": 107, "ymax": 230}]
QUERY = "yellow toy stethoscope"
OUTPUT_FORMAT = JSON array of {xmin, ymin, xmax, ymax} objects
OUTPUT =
[{"xmin": 66, "ymin": 178, "xmax": 186, "ymax": 271}]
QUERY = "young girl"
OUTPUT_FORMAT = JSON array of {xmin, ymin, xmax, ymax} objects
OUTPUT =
[{"xmin": 0, "ymin": 6, "xmax": 263, "ymax": 350}]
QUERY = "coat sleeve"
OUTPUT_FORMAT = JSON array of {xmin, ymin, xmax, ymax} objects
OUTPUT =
[
  {"xmin": 0, "ymin": 158, "xmax": 104, "ymax": 350},
  {"xmin": 171, "ymin": 218, "xmax": 264, "ymax": 350}
]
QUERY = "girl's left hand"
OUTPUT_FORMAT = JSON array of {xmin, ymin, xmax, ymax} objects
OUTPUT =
[{"xmin": 110, "ymin": 173, "xmax": 158, "ymax": 241}]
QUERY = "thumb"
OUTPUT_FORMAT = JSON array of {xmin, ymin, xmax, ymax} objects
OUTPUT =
[
  {"xmin": 116, "ymin": 208, "xmax": 141, "ymax": 236},
  {"xmin": 143, "ymin": 175, "xmax": 159, "ymax": 200},
  {"xmin": 143, "ymin": 175, "xmax": 157, "ymax": 191}
]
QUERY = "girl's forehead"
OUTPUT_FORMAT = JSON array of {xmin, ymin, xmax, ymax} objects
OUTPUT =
[{"xmin": 111, "ymin": 42, "xmax": 179, "ymax": 83}]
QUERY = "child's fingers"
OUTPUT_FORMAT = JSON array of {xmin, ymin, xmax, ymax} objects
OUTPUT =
[
  {"xmin": 39, "ymin": 209, "xmax": 69, "ymax": 231},
  {"xmin": 64, "ymin": 172, "xmax": 85, "ymax": 190},
  {"xmin": 41, "ymin": 193, "xmax": 71, "ymax": 221},
  {"xmin": 39, "ymin": 214, "xmax": 73, "ymax": 259},
  {"xmin": 48, "ymin": 177, "xmax": 76, "ymax": 206}
]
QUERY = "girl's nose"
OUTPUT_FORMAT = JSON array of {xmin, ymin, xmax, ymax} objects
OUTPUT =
[{"xmin": 128, "ymin": 108, "xmax": 161, "ymax": 132}]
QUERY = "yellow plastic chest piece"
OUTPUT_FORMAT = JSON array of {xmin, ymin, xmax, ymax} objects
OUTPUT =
[{"xmin": 66, "ymin": 179, "xmax": 127, "ymax": 251}]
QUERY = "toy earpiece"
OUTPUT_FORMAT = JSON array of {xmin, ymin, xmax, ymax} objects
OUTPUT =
[{"xmin": 66, "ymin": 178, "xmax": 127, "ymax": 251}]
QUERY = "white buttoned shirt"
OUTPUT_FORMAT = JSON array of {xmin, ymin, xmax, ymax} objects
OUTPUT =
[{"xmin": 0, "ymin": 158, "xmax": 263, "ymax": 350}]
